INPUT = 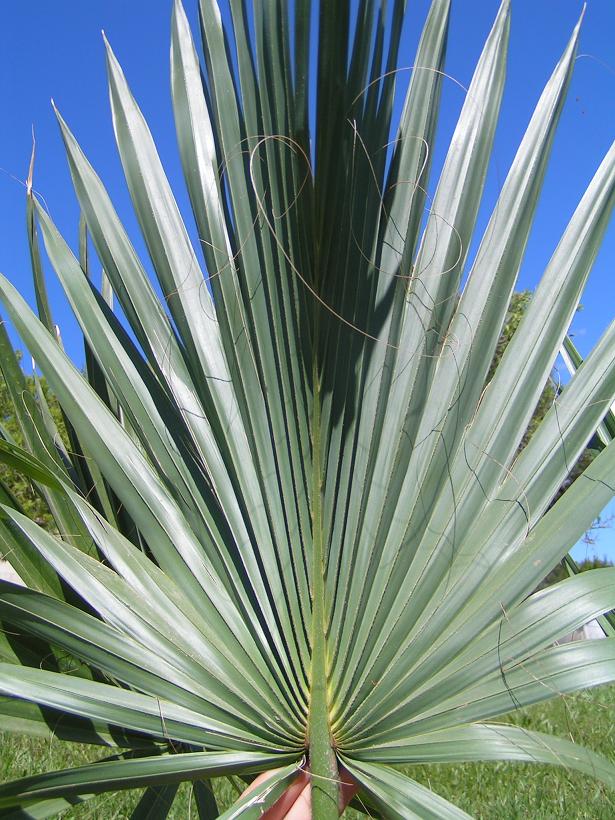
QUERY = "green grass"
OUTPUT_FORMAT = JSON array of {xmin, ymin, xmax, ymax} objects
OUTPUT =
[
  {"xmin": 2, "ymin": 685, "xmax": 614, "ymax": 818},
  {"xmin": 396, "ymin": 683, "xmax": 615, "ymax": 820}
]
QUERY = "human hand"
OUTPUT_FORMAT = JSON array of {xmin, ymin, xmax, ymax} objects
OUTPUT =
[{"xmin": 241, "ymin": 766, "xmax": 358, "ymax": 819}]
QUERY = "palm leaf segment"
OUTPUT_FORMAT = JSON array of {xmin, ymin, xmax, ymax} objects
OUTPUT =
[{"xmin": 0, "ymin": 0, "xmax": 614, "ymax": 816}]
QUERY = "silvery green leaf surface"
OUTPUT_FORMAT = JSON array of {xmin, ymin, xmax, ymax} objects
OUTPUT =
[{"xmin": 0, "ymin": 0, "xmax": 613, "ymax": 816}]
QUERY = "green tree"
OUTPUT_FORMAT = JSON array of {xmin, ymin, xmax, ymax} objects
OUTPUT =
[
  {"xmin": 0, "ymin": 358, "xmax": 64, "ymax": 529},
  {"xmin": 488, "ymin": 291, "xmax": 598, "ymax": 464},
  {"xmin": 488, "ymin": 292, "xmax": 612, "ymax": 591}
]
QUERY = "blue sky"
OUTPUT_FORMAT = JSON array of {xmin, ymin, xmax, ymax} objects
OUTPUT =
[{"xmin": 0, "ymin": 0, "xmax": 613, "ymax": 560}]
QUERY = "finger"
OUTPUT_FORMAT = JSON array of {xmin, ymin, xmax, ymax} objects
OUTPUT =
[
  {"xmin": 339, "ymin": 766, "xmax": 359, "ymax": 811},
  {"xmin": 283, "ymin": 781, "xmax": 312, "ymax": 820},
  {"xmin": 261, "ymin": 771, "xmax": 310, "ymax": 820},
  {"xmin": 240, "ymin": 767, "xmax": 285, "ymax": 799}
]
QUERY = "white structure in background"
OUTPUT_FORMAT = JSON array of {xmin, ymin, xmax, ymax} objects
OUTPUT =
[
  {"xmin": 556, "ymin": 619, "xmax": 606, "ymax": 643},
  {"xmin": 0, "ymin": 561, "xmax": 25, "ymax": 587}
]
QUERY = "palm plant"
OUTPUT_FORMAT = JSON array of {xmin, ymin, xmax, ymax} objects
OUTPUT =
[{"xmin": 0, "ymin": 0, "xmax": 614, "ymax": 815}]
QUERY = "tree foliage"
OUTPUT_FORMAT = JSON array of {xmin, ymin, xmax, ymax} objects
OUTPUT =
[{"xmin": 0, "ymin": 360, "xmax": 63, "ymax": 529}]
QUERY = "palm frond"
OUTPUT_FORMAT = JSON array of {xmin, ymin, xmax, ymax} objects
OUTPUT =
[{"xmin": 1, "ymin": 0, "xmax": 614, "ymax": 816}]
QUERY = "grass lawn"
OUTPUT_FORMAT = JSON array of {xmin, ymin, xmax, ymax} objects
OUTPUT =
[{"xmin": 1, "ymin": 684, "xmax": 614, "ymax": 818}]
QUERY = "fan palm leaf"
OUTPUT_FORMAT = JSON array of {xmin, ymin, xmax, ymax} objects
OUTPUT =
[{"xmin": 0, "ymin": 0, "xmax": 614, "ymax": 816}]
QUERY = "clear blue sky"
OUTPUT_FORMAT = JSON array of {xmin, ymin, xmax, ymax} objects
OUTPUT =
[{"xmin": 0, "ymin": 1, "xmax": 613, "ymax": 560}]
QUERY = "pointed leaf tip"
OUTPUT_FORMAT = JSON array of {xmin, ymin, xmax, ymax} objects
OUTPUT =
[
  {"xmin": 52, "ymin": 105, "xmax": 75, "ymax": 146},
  {"xmin": 171, "ymin": 0, "xmax": 186, "ymax": 30},
  {"xmin": 27, "ymin": 134, "xmax": 36, "ymax": 195},
  {"xmin": 103, "ymin": 34, "xmax": 123, "ymax": 79},
  {"xmin": 494, "ymin": 0, "xmax": 511, "ymax": 33},
  {"xmin": 573, "ymin": 4, "xmax": 586, "ymax": 36},
  {"xmin": 102, "ymin": 30, "xmax": 114, "ymax": 58}
]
